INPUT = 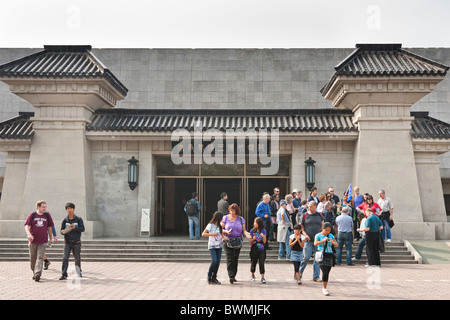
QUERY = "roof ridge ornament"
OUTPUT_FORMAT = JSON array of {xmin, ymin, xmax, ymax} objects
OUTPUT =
[
  {"xmin": 355, "ymin": 43, "xmax": 402, "ymax": 51},
  {"xmin": 43, "ymin": 45, "xmax": 93, "ymax": 52}
]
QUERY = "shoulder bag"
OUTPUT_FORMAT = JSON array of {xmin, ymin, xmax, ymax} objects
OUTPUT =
[
  {"xmin": 314, "ymin": 235, "xmax": 329, "ymax": 262},
  {"xmin": 226, "ymin": 216, "xmax": 244, "ymax": 249}
]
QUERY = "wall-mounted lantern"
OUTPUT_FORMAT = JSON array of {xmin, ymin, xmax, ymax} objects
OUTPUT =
[
  {"xmin": 304, "ymin": 157, "xmax": 316, "ymax": 191},
  {"xmin": 127, "ymin": 156, "xmax": 139, "ymax": 190}
]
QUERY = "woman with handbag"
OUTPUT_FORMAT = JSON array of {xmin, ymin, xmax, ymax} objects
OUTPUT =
[
  {"xmin": 314, "ymin": 222, "xmax": 338, "ymax": 296},
  {"xmin": 221, "ymin": 203, "xmax": 250, "ymax": 284}
]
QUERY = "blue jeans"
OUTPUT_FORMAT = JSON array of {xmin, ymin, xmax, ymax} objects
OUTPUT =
[
  {"xmin": 208, "ymin": 248, "xmax": 222, "ymax": 280},
  {"xmin": 299, "ymin": 241, "xmax": 320, "ymax": 280},
  {"xmin": 268, "ymin": 220, "xmax": 274, "ymax": 241},
  {"xmin": 337, "ymin": 231, "xmax": 353, "ymax": 265},
  {"xmin": 380, "ymin": 218, "xmax": 391, "ymax": 240},
  {"xmin": 188, "ymin": 215, "xmax": 199, "ymax": 239},
  {"xmin": 278, "ymin": 230, "xmax": 292, "ymax": 259},
  {"xmin": 355, "ymin": 237, "xmax": 366, "ymax": 259}
]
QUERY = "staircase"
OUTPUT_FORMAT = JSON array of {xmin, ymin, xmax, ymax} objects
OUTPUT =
[{"xmin": 0, "ymin": 238, "xmax": 419, "ymax": 264}]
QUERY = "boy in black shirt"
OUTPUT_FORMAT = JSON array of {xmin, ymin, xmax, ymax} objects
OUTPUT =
[{"xmin": 59, "ymin": 203, "xmax": 85, "ymax": 280}]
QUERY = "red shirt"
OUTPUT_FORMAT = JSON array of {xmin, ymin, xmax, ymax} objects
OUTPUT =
[
  {"xmin": 24, "ymin": 211, "xmax": 54, "ymax": 244},
  {"xmin": 357, "ymin": 203, "xmax": 382, "ymax": 217}
]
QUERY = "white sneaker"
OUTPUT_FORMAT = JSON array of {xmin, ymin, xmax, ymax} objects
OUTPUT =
[
  {"xmin": 323, "ymin": 288, "xmax": 329, "ymax": 296},
  {"xmin": 386, "ymin": 239, "xmax": 391, "ymax": 243}
]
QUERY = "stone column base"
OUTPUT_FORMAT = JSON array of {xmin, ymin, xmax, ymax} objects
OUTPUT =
[
  {"xmin": 390, "ymin": 222, "xmax": 435, "ymax": 240},
  {"xmin": 391, "ymin": 222, "xmax": 450, "ymax": 240}
]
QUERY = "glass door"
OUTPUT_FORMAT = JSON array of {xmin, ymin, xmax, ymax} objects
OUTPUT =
[{"xmin": 200, "ymin": 178, "xmax": 243, "ymax": 231}]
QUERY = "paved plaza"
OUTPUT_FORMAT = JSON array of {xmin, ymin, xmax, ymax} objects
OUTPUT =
[
  {"xmin": 1, "ymin": 240, "xmax": 449, "ymax": 318},
  {"xmin": 1, "ymin": 260, "xmax": 449, "ymax": 301}
]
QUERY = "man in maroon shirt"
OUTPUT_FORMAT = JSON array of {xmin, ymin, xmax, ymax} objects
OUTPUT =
[{"xmin": 24, "ymin": 200, "xmax": 54, "ymax": 282}]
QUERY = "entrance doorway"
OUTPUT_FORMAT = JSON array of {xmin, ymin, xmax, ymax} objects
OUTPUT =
[
  {"xmin": 156, "ymin": 178, "xmax": 196, "ymax": 236},
  {"xmin": 156, "ymin": 177, "xmax": 289, "ymax": 236},
  {"xmin": 154, "ymin": 154, "xmax": 290, "ymax": 236},
  {"xmin": 201, "ymin": 178, "xmax": 242, "ymax": 227}
]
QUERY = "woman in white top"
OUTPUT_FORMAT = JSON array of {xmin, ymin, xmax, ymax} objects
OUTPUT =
[{"xmin": 202, "ymin": 211, "xmax": 226, "ymax": 284}]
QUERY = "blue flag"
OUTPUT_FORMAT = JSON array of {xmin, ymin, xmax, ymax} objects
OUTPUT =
[{"xmin": 345, "ymin": 183, "xmax": 352, "ymax": 201}]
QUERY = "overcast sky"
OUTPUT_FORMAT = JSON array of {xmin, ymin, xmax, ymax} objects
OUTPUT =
[{"xmin": 0, "ymin": 0, "xmax": 448, "ymax": 49}]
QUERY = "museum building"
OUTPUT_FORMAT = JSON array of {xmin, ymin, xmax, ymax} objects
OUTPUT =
[{"xmin": 0, "ymin": 43, "xmax": 449, "ymax": 240}]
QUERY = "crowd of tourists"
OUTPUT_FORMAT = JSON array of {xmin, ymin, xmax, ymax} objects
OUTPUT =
[
  {"xmin": 200, "ymin": 185, "xmax": 393, "ymax": 296},
  {"xmin": 23, "ymin": 186, "xmax": 392, "ymax": 297}
]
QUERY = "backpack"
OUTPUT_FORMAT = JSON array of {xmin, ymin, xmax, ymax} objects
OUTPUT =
[
  {"xmin": 31, "ymin": 211, "xmax": 50, "ymax": 224},
  {"xmin": 185, "ymin": 199, "xmax": 198, "ymax": 216}
]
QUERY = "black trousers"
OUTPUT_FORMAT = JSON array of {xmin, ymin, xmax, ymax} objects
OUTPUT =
[
  {"xmin": 250, "ymin": 247, "xmax": 266, "ymax": 274},
  {"xmin": 223, "ymin": 243, "xmax": 241, "ymax": 279},
  {"xmin": 365, "ymin": 232, "xmax": 381, "ymax": 266},
  {"xmin": 320, "ymin": 265, "xmax": 332, "ymax": 282}
]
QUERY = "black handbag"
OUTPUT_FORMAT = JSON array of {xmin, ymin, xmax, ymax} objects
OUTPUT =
[
  {"xmin": 226, "ymin": 216, "xmax": 244, "ymax": 249},
  {"xmin": 226, "ymin": 237, "xmax": 243, "ymax": 249},
  {"xmin": 388, "ymin": 219, "xmax": 395, "ymax": 228}
]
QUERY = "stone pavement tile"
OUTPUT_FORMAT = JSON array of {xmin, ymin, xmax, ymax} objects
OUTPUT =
[{"xmin": 0, "ymin": 261, "xmax": 449, "ymax": 300}]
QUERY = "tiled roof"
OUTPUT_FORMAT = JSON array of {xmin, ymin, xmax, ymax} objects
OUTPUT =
[
  {"xmin": 0, "ymin": 112, "xmax": 34, "ymax": 140},
  {"xmin": 2, "ymin": 109, "xmax": 450, "ymax": 140},
  {"xmin": 321, "ymin": 43, "xmax": 449, "ymax": 96},
  {"xmin": 411, "ymin": 112, "xmax": 450, "ymax": 139},
  {"xmin": 0, "ymin": 45, "xmax": 128, "ymax": 96},
  {"xmin": 85, "ymin": 109, "xmax": 358, "ymax": 133}
]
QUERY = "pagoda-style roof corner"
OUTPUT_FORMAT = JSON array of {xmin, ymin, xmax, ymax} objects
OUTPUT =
[
  {"xmin": 0, "ymin": 44, "xmax": 128, "ymax": 98},
  {"xmin": 321, "ymin": 43, "xmax": 449, "ymax": 98}
]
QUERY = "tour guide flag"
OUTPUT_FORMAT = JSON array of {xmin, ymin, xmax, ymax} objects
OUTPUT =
[{"xmin": 345, "ymin": 183, "xmax": 352, "ymax": 201}]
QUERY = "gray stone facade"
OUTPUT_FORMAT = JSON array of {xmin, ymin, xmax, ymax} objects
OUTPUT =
[
  {"xmin": 1, "ymin": 47, "xmax": 449, "ymax": 118},
  {"xmin": 0, "ymin": 46, "xmax": 449, "ymax": 239},
  {"xmin": 2, "ymin": 47, "xmax": 450, "ymax": 177}
]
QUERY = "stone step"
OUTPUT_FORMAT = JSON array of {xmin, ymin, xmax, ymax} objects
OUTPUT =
[
  {"xmin": 0, "ymin": 241, "xmax": 408, "ymax": 249},
  {"xmin": 0, "ymin": 247, "xmax": 413, "ymax": 256},
  {"xmin": 0, "ymin": 254, "xmax": 417, "ymax": 263},
  {"xmin": 0, "ymin": 239, "xmax": 418, "ymax": 264}
]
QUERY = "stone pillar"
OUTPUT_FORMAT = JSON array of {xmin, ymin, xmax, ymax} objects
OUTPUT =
[
  {"xmin": 413, "ymin": 143, "xmax": 449, "ymax": 224},
  {"xmin": 324, "ymin": 77, "xmax": 446, "ymax": 239},
  {"xmin": 415, "ymin": 155, "xmax": 446, "ymax": 223},
  {"xmin": 352, "ymin": 104, "xmax": 424, "ymax": 223},
  {"xmin": 0, "ymin": 151, "xmax": 30, "ymax": 220},
  {"xmin": 0, "ymin": 76, "xmax": 127, "ymax": 238},
  {"xmin": 0, "ymin": 149, "xmax": 30, "ymax": 237},
  {"xmin": 137, "ymin": 141, "xmax": 154, "ymax": 236},
  {"xmin": 290, "ymin": 141, "xmax": 306, "ymax": 194}
]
